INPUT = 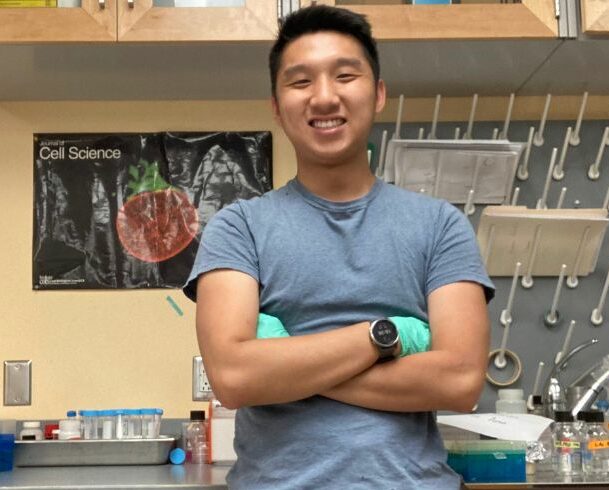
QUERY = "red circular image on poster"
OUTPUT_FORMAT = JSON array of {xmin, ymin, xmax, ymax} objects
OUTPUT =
[{"xmin": 116, "ymin": 160, "xmax": 199, "ymax": 263}]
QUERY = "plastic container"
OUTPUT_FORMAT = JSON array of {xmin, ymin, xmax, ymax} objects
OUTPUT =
[
  {"xmin": 186, "ymin": 410, "xmax": 207, "ymax": 464},
  {"xmin": 496, "ymin": 389, "xmax": 527, "ymax": 414},
  {"xmin": 58, "ymin": 411, "xmax": 81, "ymax": 440},
  {"xmin": 115, "ymin": 409, "xmax": 126, "ymax": 440},
  {"xmin": 99, "ymin": 410, "xmax": 116, "ymax": 440},
  {"xmin": 552, "ymin": 410, "xmax": 583, "ymax": 476},
  {"xmin": 124, "ymin": 409, "xmax": 142, "ymax": 439},
  {"xmin": 79, "ymin": 410, "xmax": 98, "ymax": 440},
  {"xmin": 153, "ymin": 409, "xmax": 163, "ymax": 438},
  {"xmin": 446, "ymin": 440, "xmax": 526, "ymax": 483},
  {"xmin": 579, "ymin": 410, "xmax": 609, "ymax": 477},
  {"xmin": 140, "ymin": 409, "xmax": 157, "ymax": 439},
  {"xmin": 19, "ymin": 422, "xmax": 43, "ymax": 441},
  {"xmin": 0, "ymin": 434, "xmax": 15, "ymax": 472}
]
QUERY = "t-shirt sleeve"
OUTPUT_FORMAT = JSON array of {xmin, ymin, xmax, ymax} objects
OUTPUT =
[
  {"xmin": 426, "ymin": 201, "xmax": 495, "ymax": 303},
  {"xmin": 182, "ymin": 201, "xmax": 258, "ymax": 302}
]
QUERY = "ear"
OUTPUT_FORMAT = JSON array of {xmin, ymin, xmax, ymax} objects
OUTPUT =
[
  {"xmin": 374, "ymin": 79, "xmax": 386, "ymax": 114},
  {"xmin": 271, "ymin": 96, "xmax": 283, "ymax": 126}
]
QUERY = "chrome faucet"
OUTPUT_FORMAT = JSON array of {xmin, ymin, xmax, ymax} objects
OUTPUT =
[{"xmin": 542, "ymin": 338, "xmax": 599, "ymax": 418}]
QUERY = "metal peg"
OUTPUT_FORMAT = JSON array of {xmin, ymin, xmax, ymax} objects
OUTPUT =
[
  {"xmin": 511, "ymin": 187, "xmax": 520, "ymax": 206},
  {"xmin": 494, "ymin": 318, "xmax": 512, "ymax": 369},
  {"xmin": 99, "ymin": 0, "xmax": 105, "ymax": 8},
  {"xmin": 428, "ymin": 94, "xmax": 441, "ymax": 140},
  {"xmin": 566, "ymin": 227, "xmax": 591, "ymax": 289},
  {"xmin": 418, "ymin": 127, "xmax": 425, "ymax": 140},
  {"xmin": 393, "ymin": 94, "xmax": 404, "ymax": 139},
  {"xmin": 499, "ymin": 93, "xmax": 515, "ymax": 140},
  {"xmin": 491, "ymin": 128, "xmax": 499, "ymax": 140},
  {"xmin": 500, "ymin": 262, "xmax": 521, "ymax": 326},
  {"xmin": 516, "ymin": 127, "xmax": 535, "ymax": 181},
  {"xmin": 127, "ymin": 0, "xmax": 134, "ymax": 7},
  {"xmin": 375, "ymin": 130, "xmax": 388, "ymax": 179},
  {"xmin": 463, "ymin": 94, "xmax": 478, "ymax": 140},
  {"xmin": 555, "ymin": 320, "xmax": 576, "ymax": 365},
  {"xmin": 534, "ymin": 94, "xmax": 552, "ymax": 147},
  {"xmin": 453, "ymin": 127, "xmax": 461, "ymax": 140},
  {"xmin": 521, "ymin": 225, "xmax": 542, "ymax": 288},
  {"xmin": 536, "ymin": 147, "xmax": 558, "ymax": 210},
  {"xmin": 556, "ymin": 187, "xmax": 567, "ymax": 209},
  {"xmin": 569, "ymin": 91, "xmax": 588, "ymax": 146},
  {"xmin": 588, "ymin": 127, "xmax": 609, "ymax": 181},
  {"xmin": 591, "ymin": 268, "xmax": 609, "ymax": 326},
  {"xmin": 552, "ymin": 126, "xmax": 572, "ymax": 181},
  {"xmin": 544, "ymin": 264, "xmax": 567, "ymax": 327}
]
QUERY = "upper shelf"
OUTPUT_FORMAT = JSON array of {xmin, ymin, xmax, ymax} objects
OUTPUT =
[
  {"xmin": 0, "ymin": 1, "xmax": 607, "ymax": 100},
  {"xmin": 581, "ymin": 0, "xmax": 609, "ymax": 36}
]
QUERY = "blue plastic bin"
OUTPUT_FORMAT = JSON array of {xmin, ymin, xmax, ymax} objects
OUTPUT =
[
  {"xmin": 446, "ymin": 440, "xmax": 526, "ymax": 483},
  {"xmin": 0, "ymin": 434, "xmax": 15, "ymax": 472}
]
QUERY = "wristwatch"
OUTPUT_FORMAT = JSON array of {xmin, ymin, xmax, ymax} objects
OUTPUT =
[{"xmin": 369, "ymin": 318, "xmax": 400, "ymax": 362}]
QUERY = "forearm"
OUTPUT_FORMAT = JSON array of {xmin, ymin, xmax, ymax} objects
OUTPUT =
[
  {"xmin": 322, "ymin": 349, "xmax": 485, "ymax": 413},
  {"xmin": 201, "ymin": 321, "xmax": 378, "ymax": 409}
]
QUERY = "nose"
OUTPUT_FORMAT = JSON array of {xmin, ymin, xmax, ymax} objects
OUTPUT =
[{"xmin": 310, "ymin": 76, "xmax": 339, "ymax": 111}]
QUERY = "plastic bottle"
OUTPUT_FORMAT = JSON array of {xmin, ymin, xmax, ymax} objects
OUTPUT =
[
  {"xmin": 552, "ymin": 411, "xmax": 583, "ymax": 476},
  {"xmin": 186, "ymin": 410, "xmax": 208, "ymax": 464},
  {"xmin": 58, "ymin": 410, "xmax": 81, "ymax": 440},
  {"xmin": 496, "ymin": 389, "xmax": 527, "ymax": 414},
  {"xmin": 580, "ymin": 410, "xmax": 609, "ymax": 478},
  {"xmin": 19, "ymin": 421, "xmax": 43, "ymax": 441}
]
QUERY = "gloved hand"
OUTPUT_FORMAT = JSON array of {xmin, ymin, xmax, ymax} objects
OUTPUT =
[
  {"xmin": 256, "ymin": 313, "xmax": 430, "ymax": 357},
  {"xmin": 256, "ymin": 312, "xmax": 290, "ymax": 339},
  {"xmin": 389, "ymin": 316, "xmax": 430, "ymax": 356}
]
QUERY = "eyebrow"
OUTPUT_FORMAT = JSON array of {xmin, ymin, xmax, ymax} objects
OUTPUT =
[{"xmin": 281, "ymin": 57, "xmax": 365, "ymax": 80}]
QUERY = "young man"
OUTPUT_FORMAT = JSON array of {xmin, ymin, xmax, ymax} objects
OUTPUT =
[{"xmin": 183, "ymin": 5, "xmax": 494, "ymax": 488}]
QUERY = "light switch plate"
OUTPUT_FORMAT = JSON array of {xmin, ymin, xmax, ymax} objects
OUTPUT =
[
  {"xmin": 4, "ymin": 360, "xmax": 32, "ymax": 406},
  {"xmin": 192, "ymin": 356, "xmax": 212, "ymax": 401}
]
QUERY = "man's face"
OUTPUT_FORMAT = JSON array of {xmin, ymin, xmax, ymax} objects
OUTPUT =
[{"xmin": 272, "ymin": 31, "xmax": 385, "ymax": 169}]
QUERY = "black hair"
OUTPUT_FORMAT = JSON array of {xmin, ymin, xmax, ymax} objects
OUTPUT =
[{"xmin": 269, "ymin": 5, "xmax": 380, "ymax": 97}]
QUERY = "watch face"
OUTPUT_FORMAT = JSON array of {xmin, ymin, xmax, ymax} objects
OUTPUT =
[{"xmin": 372, "ymin": 319, "xmax": 398, "ymax": 348}]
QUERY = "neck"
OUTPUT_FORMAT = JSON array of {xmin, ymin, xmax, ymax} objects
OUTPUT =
[{"xmin": 295, "ymin": 155, "xmax": 376, "ymax": 202}]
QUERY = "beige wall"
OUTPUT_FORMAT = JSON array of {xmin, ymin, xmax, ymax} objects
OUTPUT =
[{"xmin": 0, "ymin": 95, "xmax": 605, "ymax": 420}]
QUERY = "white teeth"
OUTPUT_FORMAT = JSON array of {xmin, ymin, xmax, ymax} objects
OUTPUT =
[{"xmin": 311, "ymin": 119, "xmax": 344, "ymax": 129}]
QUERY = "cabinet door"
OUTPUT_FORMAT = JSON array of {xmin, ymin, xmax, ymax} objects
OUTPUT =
[
  {"xmin": 0, "ymin": 0, "xmax": 116, "ymax": 42},
  {"xmin": 117, "ymin": 0, "xmax": 276, "ymax": 41},
  {"xmin": 303, "ymin": 0, "xmax": 557, "ymax": 39},
  {"xmin": 581, "ymin": 0, "xmax": 609, "ymax": 36}
]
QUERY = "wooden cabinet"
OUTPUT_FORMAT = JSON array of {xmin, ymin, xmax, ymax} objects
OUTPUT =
[
  {"xmin": 117, "ymin": 0, "xmax": 276, "ymax": 41},
  {"xmin": 0, "ymin": 0, "xmax": 558, "ymax": 44},
  {"xmin": 304, "ymin": 0, "xmax": 557, "ymax": 40},
  {"xmin": 0, "ymin": 0, "xmax": 276, "ymax": 43},
  {"xmin": 0, "ymin": 0, "xmax": 116, "ymax": 42},
  {"xmin": 581, "ymin": 0, "xmax": 609, "ymax": 36}
]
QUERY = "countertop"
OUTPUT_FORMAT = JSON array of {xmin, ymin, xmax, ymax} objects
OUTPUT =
[
  {"xmin": 0, "ymin": 464, "xmax": 230, "ymax": 489},
  {"xmin": 2, "ymin": 464, "xmax": 609, "ymax": 489}
]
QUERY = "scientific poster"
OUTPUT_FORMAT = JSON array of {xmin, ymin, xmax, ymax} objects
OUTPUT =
[{"xmin": 33, "ymin": 132, "xmax": 272, "ymax": 289}]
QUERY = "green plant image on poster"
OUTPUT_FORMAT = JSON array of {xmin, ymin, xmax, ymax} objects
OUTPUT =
[{"xmin": 33, "ymin": 132, "xmax": 272, "ymax": 290}]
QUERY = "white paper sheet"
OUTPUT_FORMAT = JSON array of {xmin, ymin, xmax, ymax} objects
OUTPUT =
[{"xmin": 437, "ymin": 413, "xmax": 554, "ymax": 441}]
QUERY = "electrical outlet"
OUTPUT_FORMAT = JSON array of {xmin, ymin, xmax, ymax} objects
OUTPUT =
[{"xmin": 192, "ymin": 356, "xmax": 213, "ymax": 401}]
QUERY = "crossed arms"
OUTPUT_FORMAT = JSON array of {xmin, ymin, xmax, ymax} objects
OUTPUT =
[{"xmin": 195, "ymin": 268, "xmax": 489, "ymax": 413}]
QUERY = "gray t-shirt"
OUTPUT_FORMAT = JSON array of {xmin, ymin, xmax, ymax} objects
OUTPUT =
[{"xmin": 184, "ymin": 178, "xmax": 494, "ymax": 489}]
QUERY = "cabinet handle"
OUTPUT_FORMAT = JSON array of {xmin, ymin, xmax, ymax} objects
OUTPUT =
[
  {"xmin": 128, "ymin": 0, "xmax": 134, "ymax": 7},
  {"xmin": 98, "ymin": 0, "xmax": 105, "ymax": 8}
]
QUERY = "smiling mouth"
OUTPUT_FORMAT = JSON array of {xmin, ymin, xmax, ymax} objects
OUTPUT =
[{"xmin": 309, "ymin": 118, "xmax": 346, "ymax": 129}]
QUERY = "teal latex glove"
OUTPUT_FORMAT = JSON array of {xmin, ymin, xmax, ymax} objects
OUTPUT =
[
  {"xmin": 389, "ymin": 316, "xmax": 431, "ymax": 357},
  {"xmin": 257, "ymin": 313, "xmax": 290, "ymax": 339},
  {"xmin": 256, "ymin": 313, "xmax": 430, "ymax": 357}
]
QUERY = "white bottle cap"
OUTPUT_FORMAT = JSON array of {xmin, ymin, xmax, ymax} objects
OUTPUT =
[
  {"xmin": 497, "ymin": 389, "xmax": 524, "ymax": 401},
  {"xmin": 23, "ymin": 421, "xmax": 41, "ymax": 428}
]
